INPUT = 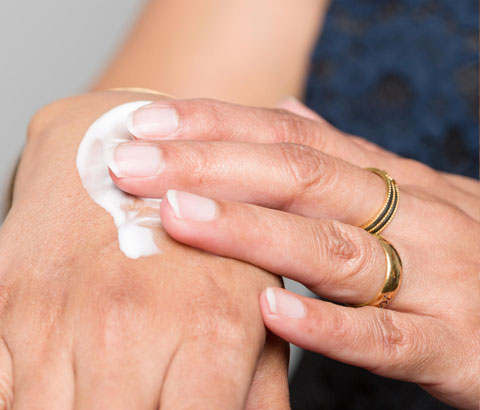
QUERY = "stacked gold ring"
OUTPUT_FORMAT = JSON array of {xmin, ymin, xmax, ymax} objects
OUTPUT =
[
  {"xmin": 350, "ymin": 168, "xmax": 402, "ymax": 309},
  {"xmin": 359, "ymin": 168, "xmax": 399, "ymax": 235},
  {"xmin": 349, "ymin": 235, "xmax": 402, "ymax": 308}
]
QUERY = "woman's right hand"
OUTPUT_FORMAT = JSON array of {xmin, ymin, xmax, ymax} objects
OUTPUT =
[{"xmin": 0, "ymin": 91, "xmax": 289, "ymax": 409}]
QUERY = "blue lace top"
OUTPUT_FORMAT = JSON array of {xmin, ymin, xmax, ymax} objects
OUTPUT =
[{"xmin": 306, "ymin": 0, "xmax": 478, "ymax": 178}]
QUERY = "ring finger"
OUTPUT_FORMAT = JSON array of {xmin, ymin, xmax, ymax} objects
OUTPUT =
[{"xmin": 158, "ymin": 190, "xmax": 423, "ymax": 310}]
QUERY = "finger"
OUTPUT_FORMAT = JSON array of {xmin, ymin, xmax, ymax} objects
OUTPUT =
[
  {"xmin": 73, "ymin": 322, "xmax": 165, "ymax": 410},
  {"xmin": 0, "ymin": 338, "xmax": 13, "ymax": 409},
  {"xmin": 125, "ymin": 97, "xmax": 475, "ymax": 204},
  {"xmin": 109, "ymin": 141, "xmax": 388, "ymax": 227},
  {"xmin": 72, "ymin": 278, "xmax": 171, "ymax": 409},
  {"xmin": 126, "ymin": 98, "xmax": 373, "ymax": 167},
  {"xmin": 159, "ymin": 326, "xmax": 264, "ymax": 409},
  {"xmin": 159, "ymin": 190, "xmax": 418, "ymax": 308},
  {"xmin": 245, "ymin": 332, "xmax": 290, "ymax": 410},
  {"xmin": 10, "ymin": 346, "xmax": 73, "ymax": 410},
  {"xmin": 259, "ymin": 288, "xmax": 454, "ymax": 385}
]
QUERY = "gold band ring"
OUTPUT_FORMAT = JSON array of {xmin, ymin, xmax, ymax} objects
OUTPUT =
[
  {"xmin": 351, "ymin": 235, "xmax": 402, "ymax": 308},
  {"xmin": 359, "ymin": 168, "xmax": 399, "ymax": 235}
]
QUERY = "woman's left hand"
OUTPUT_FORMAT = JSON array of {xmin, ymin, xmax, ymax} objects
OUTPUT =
[{"xmin": 109, "ymin": 98, "xmax": 480, "ymax": 409}]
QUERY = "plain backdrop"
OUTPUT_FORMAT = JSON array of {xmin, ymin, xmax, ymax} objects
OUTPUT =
[
  {"xmin": 0, "ymin": 0, "xmax": 145, "ymax": 219},
  {"xmin": 0, "ymin": 0, "xmax": 311, "ymax": 374}
]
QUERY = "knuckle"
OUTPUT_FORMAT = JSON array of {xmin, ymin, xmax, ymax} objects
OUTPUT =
[
  {"xmin": 324, "ymin": 221, "xmax": 364, "ymax": 263},
  {"xmin": 189, "ymin": 280, "xmax": 253, "ymax": 347},
  {"xmin": 181, "ymin": 141, "xmax": 212, "ymax": 180},
  {"xmin": 271, "ymin": 110, "xmax": 309, "ymax": 143},
  {"xmin": 189, "ymin": 98, "xmax": 232, "ymax": 137},
  {"xmin": 278, "ymin": 143, "xmax": 332, "ymax": 195},
  {"xmin": 192, "ymin": 303, "xmax": 250, "ymax": 347},
  {"xmin": 310, "ymin": 221, "xmax": 368, "ymax": 291},
  {"xmin": 338, "ymin": 230, "xmax": 377, "ymax": 290},
  {"xmin": 271, "ymin": 109, "xmax": 328, "ymax": 150},
  {"xmin": 378, "ymin": 309, "xmax": 408, "ymax": 357},
  {"xmin": 364, "ymin": 309, "xmax": 407, "ymax": 373},
  {"xmin": 94, "ymin": 270, "xmax": 152, "ymax": 341},
  {"xmin": 192, "ymin": 310, "xmax": 252, "ymax": 349},
  {"xmin": 370, "ymin": 310, "xmax": 430, "ymax": 374}
]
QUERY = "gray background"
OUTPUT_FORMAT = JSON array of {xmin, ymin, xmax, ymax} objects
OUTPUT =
[
  {"xmin": 0, "ymin": 0, "xmax": 144, "ymax": 219},
  {"xmin": 0, "ymin": 0, "xmax": 313, "ymax": 374}
]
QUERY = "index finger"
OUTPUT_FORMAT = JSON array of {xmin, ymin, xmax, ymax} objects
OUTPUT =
[{"xmin": 126, "ymin": 98, "xmax": 373, "ymax": 167}]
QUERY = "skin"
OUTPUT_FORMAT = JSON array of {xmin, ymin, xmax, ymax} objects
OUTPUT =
[
  {"xmin": 2, "ymin": 1, "xmax": 333, "ymax": 406},
  {"xmin": 94, "ymin": 0, "xmax": 330, "ymax": 106},
  {"xmin": 0, "ymin": 91, "xmax": 290, "ymax": 409},
  {"xmin": 111, "ymin": 97, "xmax": 480, "ymax": 409}
]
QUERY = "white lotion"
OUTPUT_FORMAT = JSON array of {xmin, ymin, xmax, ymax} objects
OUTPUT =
[{"xmin": 76, "ymin": 101, "xmax": 162, "ymax": 259}]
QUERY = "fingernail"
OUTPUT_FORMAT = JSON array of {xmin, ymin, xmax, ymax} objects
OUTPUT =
[
  {"xmin": 276, "ymin": 96, "xmax": 302, "ymax": 106},
  {"xmin": 166, "ymin": 190, "xmax": 217, "ymax": 222},
  {"xmin": 109, "ymin": 144, "xmax": 163, "ymax": 177},
  {"xmin": 265, "ymin": 288, "xmax": 305, "ymax": 319},
  {"xmin": 127, "ymin": 104, "xmax": 179, "ymax": 138}
]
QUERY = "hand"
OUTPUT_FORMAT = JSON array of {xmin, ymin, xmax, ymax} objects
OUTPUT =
[
  {"xmin": 110, "ymin": 97, "xmax": 480, "ymax": 409},
  {"xmin": 0, "ymin": 92, "xmax": 289, "ymax": 409}
]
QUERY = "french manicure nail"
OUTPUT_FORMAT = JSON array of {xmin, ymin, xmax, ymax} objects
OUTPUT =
[
  {"xmin": 266, "ymin": 288, "xmax": 305, "ymax": 319},
  {"xmin": 109, "ymin": 144, "xmax": 163, "ymax": 177},
  {"xmin": 127, "ymin": 104, "xmax": 179, "ymax": 138},
  {"xmin": 166, "ymin": 190, "xmax": 217, "ymax": 222}
]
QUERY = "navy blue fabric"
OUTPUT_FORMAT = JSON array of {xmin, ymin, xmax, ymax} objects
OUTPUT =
[
  {"xmin": 290, "ymin": 1, "xmax": 478, "ymax": 409},
  {"xmin": 305, "ymin": 0, "xmax": 478, "ymax": 178}
]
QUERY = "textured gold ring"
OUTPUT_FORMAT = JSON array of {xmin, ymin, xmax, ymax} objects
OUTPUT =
[
  {"xmin": 351, "ymin": 235, "xmax": 402, "ymax": 308},
  {"xmin": 359, "ymin": 168, "xmax": 399, "ymax": 235}
]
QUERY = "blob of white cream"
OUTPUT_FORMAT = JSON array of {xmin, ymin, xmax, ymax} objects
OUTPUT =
[{"xmin": 76, "ymin": 101, "xmax": 162, "ymax": 259}]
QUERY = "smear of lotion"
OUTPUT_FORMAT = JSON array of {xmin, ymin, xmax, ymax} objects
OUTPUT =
[{"xmin": 76, "ymin": 101, "xmax": 162, "ymax": 259}]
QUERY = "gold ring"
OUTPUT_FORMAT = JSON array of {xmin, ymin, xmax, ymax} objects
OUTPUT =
[
  {"xmin": 359, "ymin": 168, "xmax": 399, "ymax": 235},
  {"xmin": 351, "ymin": 235, "xmax": 402, "ymax": 308}
]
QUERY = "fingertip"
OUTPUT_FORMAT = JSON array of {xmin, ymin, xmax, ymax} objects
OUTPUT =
[
  {"xmin": 108, "ymin": 167, "xmax": 119, "ymax": 181},
  {"xmin": 259, "ymin": 288, "xmax": 276, "ymax": 318},
  {"xmin": 159, "ymin": 190, "xmax": 220, "ymax": 250},
  {"xmin": 126, "ymin": 110, "xmax": 136, "ymax": 136},
  {"xmin": 107, "ymin": 146, "xmax": 123, "ymax": 179},
  {"xmin": 259, "ymin": 288, "xmax": 314, "ymax": 350},
  {"xmin": 126, "ymin": 102, "xmax": 179, "ymax": 139},
  {"xmin": 159, "ymin": 191, "xmax": 181, "ymax": 232},
  {"xmin": 275, "ymin": 97, "xmax": 321, "ymax": 121},
  {"xmin": 275, "ymin": 96, "xmax": 302, "ymax": 109}
]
